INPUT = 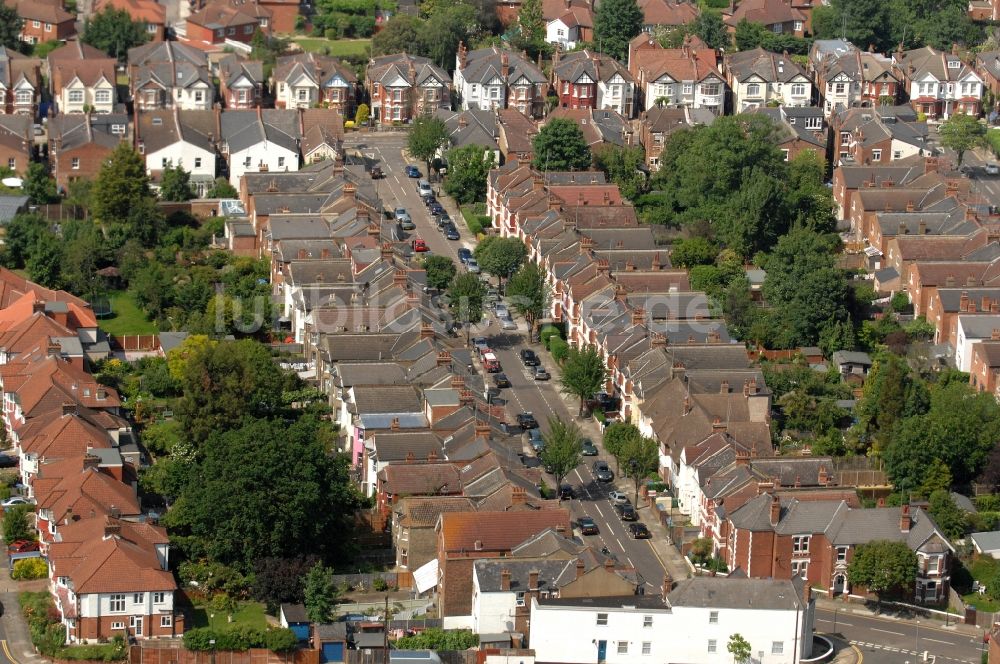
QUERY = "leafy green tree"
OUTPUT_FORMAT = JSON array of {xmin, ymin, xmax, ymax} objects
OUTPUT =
[
  {"xmin": 727, "ymin": 634, "xmax": 752, "ymax": 664},
  {"xmin": 372, "ymin": 14, "xmax": 423, "ymax": 56},
  {"xmin": 592, "ymin": 144, "xmax": 646, "ymax": 200},
  {"xmin": 621, "ymin": 434, "xmax": 659, "ymax": 504},
  {"xmin": 444, "ymin": 144, "xmax": 495, "ymax": 204},
  {"xmin": 939, "ymin": 113, "xmax": 986, "ymax": 166},
  {"xmin": 593, "ymin": 0, "xmax": 643, "ymax": 60},
  {"xmin": 447, "ymin": 272, "xmax": 485, "ymax": 342},
  {"xmin": 252, "ymin": 555, "xmax": 319, "ymax": 612},
  {"xmin": 422, "ymin": 255, "xmax": 457, "ymax": 291},
  {"xmin": 0, "ymin": 213, "xmax": 48, "ymax": 268},
  {"xmin": 82, "ymin": 7, "xmax": 149, "ymax": 59},
  {"xmin": 3, "ymin": 504, "xmax": 33, "ymax": 544},
  {"xmin": 62, "ymin": 221, "xmax": 107, "ymax": 300},
  {"xmin": 22, "ymin": 163, "xmax": 58, "ymax": 205},
  {"xmin": 160, "ymin": 162, "xmax": 195, "ymax": 201},
  {"xmin": 302, "ymin": 562, "xmax": 338, "ymax": 623},
  {"xmin": 670, "ymin": 237, "xmax": 718, "ymax": 267},
  {"xmin": 395, "ymin": 629, "xmax": 479, "ymax": 650},
  {"xmin": 928, "ymin": 489, "xmax": 966, "ymax": 540},
  {"xmin": 474, "ymin": 236, "xmax": 527, "ymax": 282},
  {"xmin": 355, "ymin": 103, "xmax": 370, "ymax": 125},
  {"xmin": 506, "ymin": 262, "xmax": 548, "ymax": 341},
  {"xmin": 92, "ymin": 142, "xmax": 152, "ymax": 227},
  {"xmin": 920, "ymin": 459, "xmax": 952, "ymax": 496},
  {"xmin": 603, "ymin": 422, "xmax": 641, "ymax": 473},
  {"xmin": 560, "ymin": 344, "xmax": 607, "ymax": 416},
  {"xmin": 512, "ymin": 0, "xmax": 546, "ymax": 57},
  {"xmin": 206, "ymin": 177, "xmax": 239, "ymax": 199},
  {"xmin": 847, "ymin": 540, "xmax": 917, "ymax": 608},
  {"xmin": 540, "ymin": 416, "xmax": 584, "ymax": 489},
  {"xmin": 408, "ymin": 116, "xmax": 450, "ymax": 174},
  {"xmin": 532, "ymin": 119, "xmax": 592, "ymax": 171},
  {"xmin": 422, "ymin": 4, "xmax": 477, "ymax": 68},
  {"xmin": 26, "ymin": 232, "xmax": 64, "ymax": 288},
  {"xmin": 810, "ymin": 0, "xmax": 893, "ymax": 50},
  {"xmin": 0, "ymin": 4, "xmax": 23, "ymax": 51},
  {"xmin": 692, "ymin": 11, "xmax": 729, "ymax": 49}
]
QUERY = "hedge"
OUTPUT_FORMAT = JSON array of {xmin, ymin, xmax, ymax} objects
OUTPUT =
[
  {"xmin": 989, "ymin": 128, "xmax": 1000, "ymax": 158},
  {"xmin": 12, "ymin": 557, "xmax": 47, "ymax": 580},
  {"xmin": 539, "ymin": 325, "xmax": 561, "ymax": 346},
  {"xmin": 57, "ymin": 637, "xmax": 126, "ymax": 661},
  {"xmin": 549, "ymin": 336, "xmax": 569, "ymax": 363},
  {"xmin": 184, "ymin": 626, "xmax": 299, "ymax": 652}
]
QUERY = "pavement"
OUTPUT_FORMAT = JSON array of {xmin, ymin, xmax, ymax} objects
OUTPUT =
[{"xmin": 0, "ymin": 561, "xmax": 48, "ymax": 664}]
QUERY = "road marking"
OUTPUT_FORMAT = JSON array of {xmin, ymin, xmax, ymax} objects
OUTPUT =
[
  {"xmin": 816, "ymin": 618, "xmax": 854, "ymax": 627},
  {"xmin": 872, "ymin": 628, "xmax": 905, "ymax": 636},
  {"xmin": 1, "ymin": 639, "xmax": 19, "ymax": 664},
  {"xmin": 616, "ymin": 538, "xmax": 624, "ymax": 549},
  {"xmin": 594, "ymin": 504, "xmax": 605, "ymax": 518},
  {"xmin": 923, "ymin": 638, "xmax": 956, "ymax": 646}
]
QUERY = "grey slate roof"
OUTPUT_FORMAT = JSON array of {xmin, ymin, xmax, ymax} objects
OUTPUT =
[
  {"xmin": 0, "ymin": 195, "xmax": 28, "ymax": 224},
  {"xmin": 553, "ymin": 50, "xmax": 634, "ymax": 85},
  {"xmin": 371, "ymin": 431, "xmax": 443, "ymax": 461},
  {"xmin": 536, "ymin": 594, "xmax": 668, "ymax": 610},
  {"xmin": 937, "ymin": 288, "xmax": 1000, "ymax": 312},
  {"xmin": 832, "ymin": 351, "xmax": 872, "ymax": 366},
  {"xmin": 220, "ymin": 109, "xmax": 299, "ymax": 154},
  {"xmin": 668, "ymin": 577, "xmax": 807, "ymax": 611},
  {"xmin": 367, "ymin": 53, "xmax": 450, "ymax": 87},
  {"xmin": 352, "ymin": 385, "xmax": 422, "ymax": 414},
  {"xmin": 336, "ymin": 362, "xmax": 407, "ymax": 386},
  {"xmin": 726, "ymin": 48, "xmax": 810, "ymax": 83},
  {"xmin": 972, "ymin": 531, "xmax": 1000, "ymax": 553},
  {"xmin": 128, "ymin": 41, "xmax": 207, "ymax": 68},
  {"xmin": 460, "ymin": 47, "xmax": 546, "ymax": 85},
  {"xmin": 218, "ymin": 54, "xmax": 264, "ymax": 88},
  {"xmin": 474, "ymin": 559, "xmax": 578, "ymax": 592}
]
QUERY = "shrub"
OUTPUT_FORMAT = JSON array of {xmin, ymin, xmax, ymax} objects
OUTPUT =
[
  {"xmin": 324, "ymin": 28, "xmax": 337, "ymax": 39},
  {"xmin": 57, "ymin": 637, "xmax": 127, "ymax": 661},
  {"xmin": 12, "ymin": 557, "xmax": 48, "ymax": 580},
  {"xmin": 184, "ymin": 626, "xmax": 298, "ymax": 652},
  {"xmin": 539, "ymin": 325, "xmax": 561, "ymax": 346},
  {"xmin": 372, "ymin": 577, "xmax": 389, "ymax": 592},
  {"xmin": 345, "ymin": 120, "xmax": 355, "ymax": 129},
  {"xmin": 549, "ymin": 336, "xmax": 569, "ymax": 363},
  {"xmin": 264, "ymin": 628, "xmax": 299, "ymax": 652},
  {"xmin": 989, "ymin": 128, "xmax": 1000, "ymax": 158}
]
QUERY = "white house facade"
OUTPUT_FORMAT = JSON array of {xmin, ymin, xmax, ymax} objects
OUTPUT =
[{"xmin": 61, "ymin": 76, "xmax": 116, "ymax": 114}]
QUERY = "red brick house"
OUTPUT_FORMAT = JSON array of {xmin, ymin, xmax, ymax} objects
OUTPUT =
[
  {"xmin": 95, "ymin": 0, "xmax": 166, "ymax": 40},
  {"xmin": 0, "ymin": 115, "xmax": 33, "ymax": 173},
  {"xmin": 365, "ymin": 53, "xmax": 451, "ymax": 124},
  {"xmin": 48, "ymin": 114, "xmax": 127, "ymax": 191},
  {"xmin": 977, "ymin": 50, "xmax": 1000, "ymax": 115},
  {"xmin": 724, "ymin": 494, "xmax": 953, "ymax": 603},
  {"xmin": 185, "ymin": 0, "xmax": 270, "ymax": 47},
  {"xmin": 722, "ymin": 0, "xmax": 807, "ymax": 37},
  {"xmin": 436, "ymin": 509, "xmax": 571, "ymax": 618},
  {"xmin": 926, "ymin": 288, "xmax": 1000, "ymax": 346},
  {"xmin": 970, "ymin": 340, "xmax": 1000, "ymax": 395},
  {"xmin": 11, "ymin": 0, "xmax": 75, "ymax": 44}
]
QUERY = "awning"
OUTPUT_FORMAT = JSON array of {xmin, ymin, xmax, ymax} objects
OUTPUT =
[{"xmin": 413, "ymin": 558, "xmax": 439, "ymax": 594}]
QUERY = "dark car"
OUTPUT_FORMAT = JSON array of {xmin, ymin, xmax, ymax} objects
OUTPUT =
[
  {"xmin": 528, "ymin": 429, "xmax": 545, "ymax": 452},
  {"xmin": 7, "ymin": 539, "xmax": 39, "ymax": 554},
  {"xmin": 445, "ymin": 226, "xmax": 461, "ymax": 241},
  {"xmin": 615, "ymin": 503, "xmax": 638, "ymax": 521},
  {"xmin": 520, "ymin": 349, "xmax": 539, "ymax": 366},
  {"xmin": 519, "ymin": 453, "xmax": 541, "ymax": 468},
  {"xmin": 592, "ymin": 460, "xmax": 614, "ymax": 482},
  {"xmin": 424, "ymin": 195, "xmax": 438, "ymax": 207},
  {"xmin": 429, "ymin": 202, "xmax": 445, "ymax": 216},
  {"xmin": 0, "ymin": 454, "xmax": 17, "ymax": 469},
  {"xmin": 493, "ymin": 372, "xmax": 511, "ymax": 388},
  {"xmin": 458, "ymin": 248, "xmax": 473, "ymax": 264},
  {"xmin": 370, "ymin": 166, "xmax": 383, "ymax": 179},
  {"xmin": 559, "ymin": 484, "xmax": 575, "ymax": 500},
  {"xmin": 578, "ymin": 516, "xmax": 599, "ymax": 535},
  {"xmin": 517, "ymin": 412, "xmax": 539, "ymax": 429},
  {"xmin": 628, "ymin": 522, "xmax": 651, "ymax": 539},
  {"xmin": 581, "ymin": 439, "xmax": 599, "ymax": 456},
  {"xmin": 405, "ymin": 165, "xmax": 421, "ymax": 178}
]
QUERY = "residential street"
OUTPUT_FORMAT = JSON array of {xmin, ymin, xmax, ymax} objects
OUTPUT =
[{"xmin": 816, "ymin": 605, "xmax": 985, "ymax": 664}]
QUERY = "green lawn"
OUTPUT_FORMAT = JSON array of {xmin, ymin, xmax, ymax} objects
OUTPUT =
[
  {"xmin": 959, "ymin": 556, "xmax": 1000, "ymax": 611},
  {"xmin": 97, "ymin": 291, "xmax": 158, "ymax": 337},
  {"xmin": 294, "ymin": 38, "xmax": 371, "ymax": 58},
  {"xmin": 191, "ymin": 602, "xmax": 269, "ymax": 631}
]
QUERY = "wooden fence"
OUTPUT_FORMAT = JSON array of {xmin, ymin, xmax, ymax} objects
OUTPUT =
[
  {"xmin": 111, "ymin": 335, "xmax": 161, "ymax": 352},
  {"xmin": 129, "ymin": 646, "xmax": 319, "ymax": 664}
]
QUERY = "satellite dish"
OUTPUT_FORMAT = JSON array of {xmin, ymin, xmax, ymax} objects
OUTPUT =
[{"xmin": 2, "ymin": 177, "xmax": 22, "ymax": 188}]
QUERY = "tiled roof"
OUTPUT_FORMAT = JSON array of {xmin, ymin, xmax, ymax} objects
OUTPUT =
[
  {"xmin": 97, "ymin": 0, "xmax": 166, "ymax": 24},
  {"xmin": 62, "ymin": 532, "xmax": 175, "ymax": 593},
  {"xmin": 11, "ymin": 0, "xmax": 74, "ymax": 24},
  {"xmin": 395, "ymin": 496, "xmax": 476, "ymax": 528},
  {"xmin": 460, "ymin": 47, "xmax": 546, "ymax": 85},
  {"xmin": 723, "ymin": 0, "xmax": 805, "ymax": 27},
  {"xmin": 35, "ymin": 459, "xmax": 140, "ymax": 525},
  {"xmin": 726, "ymin": 47, "xmax": 810, "ymax": 84},
  {"xmin": 638, "ymin": 0, "xmax": 699, "ymax": 25},
  {"xmin": 668, "ymin": 576, "xmax": 807, "ymax": 610},
  {"xmin": 366, "ymin": 53, "xmax": 450, "ymax": 88},
  {"xmin": 379, "ymin": 462, "xmax": 461, "ymax": 495},
  {"xmin": 188, "ymin": 0, "xmax": 269, "ymax": 29},
  {"xmin": 19, "ymin": 412, "xmax": 113, "ymax": 459},
  {"xmin": 438, "ymin": 509, "xmax": 571, "ymax": 553}
]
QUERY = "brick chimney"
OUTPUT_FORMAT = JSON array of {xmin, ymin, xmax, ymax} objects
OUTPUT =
[
  {"xmin": 501, "ymin": 52, "xmax": 509, "ymax": 80},
  {"xmin": 475, "ymin": 422, "xmax": 492, "ymax": 438},
  {"xmin": 900, "ymin": 504, "xmax": 912, "ymax": 532},
  {"xmin": 984, "ymin": 296, "xmax": 992, "ymax": 312},
  {"xmin": 651, "ymin": 334, "xmax": 667, "ymax": 348},
  {"xmin": 500, "ymin": 568, "xmax": 511, "ymax": 591},
  {"xmin": 64, "ymin": 508, "xmax": 73, "ymax": 525},
  {"xmin": 512, "ymin": 486, "xmax": 527, "ymax": 505},
  {"xmin": 918, "ymin": 220, "xmax": 927, "ymax": 235},
  {"xmin": 735, "ymin": 450, "xmax": 749, "ymax": 466},
  {"xmin": 960, "ymin": 291, "xmax": 970, "ymax": 311},
  {"xmin": 390, "ymin": 417, "xmax": 400, "ymax": 431},
  {"xmin": 802, "ymin": 583, "xmax": 812, "ymax": 606},
  {"xmin": 458, "ymin": 42, "xmax": 468, "ymax": 69},
  {"xmin": 394, "ymin": 268, "xmax": 408, "ymax": 289},
  {"xmin": 651, "ymin": 252, "xmax": 661, "ymax": 270},
  {"xmin": 992, "ymin": 329, "xmax": 1000, "ymax": 341},
  {"xmin": 631, "ymin": 307, "xmax": 645, "ymax": 326},
  {"xmin": 924, "ymin": 156, "xmax": 938, "ymax": 174},
  {"xmin": 459, "ymin": 389, "xmax": 475, "ymax": 406},
  {"xmin": 596, "ymin": 259, "xmax": 610, "ymax": 274},
  {"xmin": 529, "ymin": 569, "xmax": 539, "ymax": 591},
  {"xmin": 343, "ymin": 182, "xmax": 356, "ymax": 202},
  {"xmin": 368, "ymin": 222, "xmax": 381, "ymax": 238},
  {"xmin": 428, "ymin": 450, "xmax": 438, "ymax": 461},
  {"xmin": 712, "ymin": 417, "xmax": 725, "ymax": 432},
  {"xmin": 104, "ymin": 521, "xmax": 121, "ymax": 539},
  {"xmin": 436, "ymin": 351, "xmax": 452, "ymax": 367},
  {"xmin": 406, "ymin": 451, "xmax": 415, "ymax": 463},
  {"xmin": 769, "ymin": 494, "xmax": 781, "ymax": 526},
  {"xmin": 421, "ymin": 323, "xmax": 435, "ymax": 339},
  {"xmin": 533, "ymin": 174, "xmax": 545, "ymax": 191},
  {"xmin": 82, "ymin": 454, "xmax": 100, "ymax": 470},
  {"xmin": 614, "ymin": 284, "xmax": 627, "ymax": 302},
  {"xmin": 663, "ymin": 571, "xmax": 674, "ymax": 592},
  {"xmin": 906, "ymin": 200, "xmax": 915, "ymax": 212},
  {"xmin": 576, "ymin": 559, "xmax": 585, "ymax": 579},
  {"xmin": 818, "ymin": 464, "xmax": 828, "ymax": 485},
  {"xmin": 451, "ymin": 374, "xmax": 465, "ymax": 390},
  {"xmin": 61, "ymin": 402, "xmax": 76, "ymax": 416},
  {"xmin": 604, "ymin": 558, "xmax": 615, "ymax": 571}
]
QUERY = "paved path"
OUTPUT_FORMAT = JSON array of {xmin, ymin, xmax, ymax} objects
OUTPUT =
[{"xmin": 0, "ymin": 563, "xmax": 49, "ymax": 664}]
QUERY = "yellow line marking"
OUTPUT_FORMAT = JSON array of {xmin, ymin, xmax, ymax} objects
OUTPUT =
[
  {"xmin": 852, "ymin": 643, "xmax": 863, "ymax": 664},
  {"xmin": 2, "ymin": 638, "xmax": 21, "ymax": 664}
]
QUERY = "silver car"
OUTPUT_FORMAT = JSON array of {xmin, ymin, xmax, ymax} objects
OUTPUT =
[
  {"xmin": 467, "ymin": 259, "xmax": 481, "ymax": 274},
  {"xmin": 499, "ymin": 316, "xmax": 517, "ymax": 330}
]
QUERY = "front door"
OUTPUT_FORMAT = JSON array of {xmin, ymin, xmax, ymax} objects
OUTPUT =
[
  {"xmin": 833, "ymin": 574, "xmax": 845, "ymax": 595},
  {"xmin": 597, "ymin": 640, "xmax": 607, "ymax": 663},
  {"xmin": 131, "ymin": 616, "xmax": 143, "ymax": 636}
]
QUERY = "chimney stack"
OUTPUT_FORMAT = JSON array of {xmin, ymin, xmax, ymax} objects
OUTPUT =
[
  {"xmin": 436, "ymin": 351, "xmax": 452, "ymax": 367},
  {"xmin": 663, "ymin": 571, "xmax": 674, "ymax": 592},
  {"xmin": 421, "ymin": 322, "xmax": 435, "ymax": 339},
  {"xmin": 475, "ymin": 422, "xmax": 492, "ymax": 439},
  {"xmin": 64, "ymin": 508, "xmax": 73, "ymax": 525},
  {"xmin": 720, "ymin": 380, "xmax": 729, "ymax": 394},
  {"xmin": 529, "ymin": 569, "xmax": 539, "ymax": 591},
  {"xmin": 900, "ymin": 504, "xmax": 912, "ymax": 532},
  {"xmin": 406, "ymin": 450, "xmax": 415, "ymax": 463},
  {"xmin": 512, "ymin": 486, "xmax": 527, "ymax": 505},
  {"xmin": 576, "ymin": 559, "xmax": 585, "ymax": 579},
  {"xmin": 500, "ymin": 568, "xmax": 511, "ymax": 591},
  {"xmin": 428, "ymin": 450, "xmax": 438, "ymax": 462},
  {"xmin": 769, "ymin": 494, "xmax": 781, "ymax": 526},
  {"xmin": 82, "ymin": 454, "xmax": 100, "ymax": 470},
  {"xmin": 631, "ymin": 307, "xmax": 645, "ymax": 326},
  {"xmin": 818, "ymin": 464, "xmax": 828, "ymax": 485},
  {"xmin": 390, "ymin": 417, "xmax": 400, "ymax": 431},
  {"xmin": 394, "ymin": 268, "xmax": 408, "ymax": 289},
  {"xmin": 104, "ymin": 520, "xmax": 121, "ymax": 539}
]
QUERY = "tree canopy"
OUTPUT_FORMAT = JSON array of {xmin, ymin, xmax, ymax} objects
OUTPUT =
[
  {"xmin": 532, "ymin": 119, "xmax": 592, "ymax": 171},
  {"xmin": 540, "ymin": 416, "xmax": 584, "ymax": 489},
  {"xmin": 444, "ymin": 144, "xmax": 495, "ymax": 204},
  {"xmin": 160, "ymin": 163, "xmax": 195, "ymax": 202},
  {"xmin": 422, "ymin": 255, "xmax": 457, "ymax": 291},
  {"xmin": 82, "ymin": 7, "xmax": 149, "ymax": 60},
  {"xmin": 303, "ymin": 562, "xmax": 338, "ymax": 623},
  {"xmin": 811, "ymin": 0, "xmax": 980, "ymax": 52},
  {"xmin": 408, "ymin": 116, "xmax": 450, "ymax": 171},
  {"xmin": 593, "ymin": 0, "xmax": 643, "ymax": 60},
  {"xmin": 560, "ymin": 344, "xmax": 607, "ymax": 415},
  {"xmin": 847, "ymin": 540, "xmax": 917, "ymax": 605},
  {"xmin": 474, "ymin": 236, "xmax": 527, "ymax": 281},
  {"xmin": 506, "ymin": 262, "xmax": 548, "ymax": 340},
  {"xmin": 593, "ymin": 144, "xmax": 646, "ymax": 201},
  {"xmin": 603, "ymin": 422, "xmax": 642, "ymax": 473},
  {"xmin": 939, "ymin": 114, "xmax": 986, "ymax": 165},
  {"xmin": 447, "ymin": 272, "xmax": 485, "ymax": 339},
  {"xmin": 0, "ymin": 4, "xmax": 23, "ymax": 52}
]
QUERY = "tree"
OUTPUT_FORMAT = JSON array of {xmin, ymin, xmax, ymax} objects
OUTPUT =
[
  {"xmin": 26, "ymin": 232, "xmax": 64, "ymax": 288},
  {"xmin": 593, "ymin": 0, "xmax": 643, "ymax": 60},
  {"xmin": 808, "ymin": 0, "xmax": 894, "ymax": 51},
  {"xmin": 727, "ymin": 634, "xmax": 752, "ymax": 664},
  {"xmin": 22, "ymin": 163, "xmax": 58, "ymax": 205},
  {"xmin": 206, "ymin": 177, "xmax": 239, "ymax": 199},
  {"xmin": 422, "ymin": 4, "xmax": 477, "ymax": 69},
  {"xmin": 506, "ymin": 262, "xmax": 548, "ymax": 341},
  {"xmin": 444, "ymin": 144, "xmax": 495, "ymax": 204},
  {"xmin": 603, "ymin": 422, "xmax": 641, "ymax": 473},
  {"xmin": 302, "ymin": 562, "xmax": 338, "ymax": 623},
  {"xmin": 560, "ymin": 344, "xmax": 607, "ymax": 416},
  {"xmin": 372, "ymin": 15, "xmax": 423, "ymax": 56},
  {"xmin": 0, "ymin": 4, "xmax": 23, "ymax": 51},
  {"xmin": 592, "ymin": 144, "xmax": 646, "ymax": 200},
  {"xmin": 692, "ymin": 11, "xmax": 729, "ymax": 49},
  {"xmin": 920, "ymin": 458, "xmax": 952, "ymax": 496},
  {"xmin": 423, "ymin": 255, "xmax": 457, "ymax": 291},
  {"xmin": 670, "ymin": 237, "xmax": 718, "ymax": 267},
  {"xmin": 621, "ymin": 434, "xmax": 659, "ymax": 504},
  {"xmin": 252, "ymin": 555, "xmax": 320, "ymax": 613},
  {"xmin": 159, "ymin": 162, "xmax": 195, "ymax": 201},
  {"xmin": 939, "ymin": 113, "xmax": 986, "ymax": 165},
  {"xmin": 447, "ymin": 272, "xmax": 485, "ymax": 342},
  {"xmin": 3, "ymin": 504, "xmax": 33, "ymax": 544},
  {"xmin": 847, "ymin": 540, "xmax": 917, "ymax": 608},
  {"xmin": 82, "ymin": 7, "xmax": 149, "ymax": 59},
  {"xmin": 474, "ymin": 236, "xmax": 527, "ymax": 282},
  {"xmin": 408, "ymin": 116, "xmax": 449, "ymax": 174},
  {"xmin": 532, "ymin": 119, "xmax": 592, "ymax": 171},
  {"xmin": 92, "ymin": 143, "xmax": 152, "ymax": 228},
  {"xmin": 355, "ymin": 103, "xmax": 370, "ymax": 125},
  {"xmin": 540, "ymin": 416, "xmax": 584, "ymax": 489},
  {"xmin": 928, "ymin": 489, "xmax": 966, "ymax": 540},
  {"xmin": 512, "ymin": 0, "xmax": 546, "ymax": 57}
]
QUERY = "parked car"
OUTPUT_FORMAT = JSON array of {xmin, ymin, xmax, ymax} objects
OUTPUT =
[
  {"xmin": 559, "ymin": 484, "xmax": 575, "ymax": 500},
  {"xmin": 370, "ymin": 166, "xmax": 383, "ymax": 179},
  {"xmin": 581, "ymin": 439, "xmax": 599, "ymax": 456},
  {"xmin": 411, "ymin": 238, "xmax": 429, "ymax": 252},
  {"xmin": 486, "ymin": 386, "xmax": 502, "ymax": 401},
  {"xmin": 533, "ymin": 366, "xmax": 550, "ymax": 381},
  {"xmin": 405, "ymin": 165, "xmax": 421, "ymax": 178},
  {"xmin": 493, "ymin": 372, "xmax": 511, "ymax": 388},
  {"xmin": 417, "ymin": 180, "xmax": 433, "ymax": 197},
  {"xmin": 527, "ymin": 428, "xmax": 544, "ymax": 450},
  {"xmin": 520, "ymin": 349, "xmax": 539, "ymax": 366},
  {"xmin": 0, "ymin": 454, "xmax": 17, "ymax": 469},
  {"xmin": 987, "ymin": 163, "xmax": 1000, "ymax": 176},
  {"xmin": 429, "ymin": 202, "xmax": 445, "ymax": 216},
  {"xmin": 517, "ymin": 412, "xmax": 539, "ymax": 429},
  {"xmin": 393, "ymin": 207, "xmax": 408, "ymax": 220},
  {"xmin": 520, "ymin": 454, "xmax": 541, "ymax": 468},
  {"xmin": 399, "ymin": 218, "xmax": 415, "ymax": 231},
  {"xmin": 445, "ymin": 226, "xmax": 460, "ymax": 241},
  {"xmin": 1, "ymin": 497, "xmax": 29, "ymax": 507},
  {"xmin": 458, "ymin": 248, "xmax": 473, "ymax": 264},
  {"xmin": 467, "ymin": 259, "xmax": 481, "ymax": 274},
  {"xmin": 615, "ymin": 503, "xmax": 638, "ymax": 521},
  {"xmin": 473, "ymin": 336, "xmax": 490, "ymax": 352},
  {"xmin": 495, "ymin": 303, "xmax": 510, "ymax": 318},
  {"xmin": 608, "ymin": 490, "xmax": 630, "ymax": 505},
  {"xmin": 578, "ymin": 516, "xmax": 599, "ymax": 535},
  {"xmin": 499, "ymin": 316, "xmax": 517, "ymax": 331},
  {"xmin": 7, "ymin": 539, "xmax": 39, "ymax": 554},
  {"xmin": 592, "ymin": 460, "xmax": 614, "ymax": 482},
  {"xmin": 628, "ymin": 522, "xmax": 651, "ymax": 539}
]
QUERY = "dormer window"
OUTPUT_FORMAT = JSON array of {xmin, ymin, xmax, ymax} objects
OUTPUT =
[
  {"xmin": 948, "ymin": 60, "xmax": 960, "ymax": 69},
  {"xmin": 152, "ymin": 117, "xmax": 163, "ymax": 126}
]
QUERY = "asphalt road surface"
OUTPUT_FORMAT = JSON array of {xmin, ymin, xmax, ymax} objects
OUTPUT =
[{"xmin": 816, "ymin": 607, "xmax": 984, "ymax": 664}]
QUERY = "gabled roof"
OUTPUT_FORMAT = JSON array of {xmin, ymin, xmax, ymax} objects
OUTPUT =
[
  {"xmin": 554, "ymin": 50, "xmax": 634, "ymax": 85},
  {"xmin": 637, "ymin": 0, "xmax": 699, "ymax": 25},
  {"xmin": 629, "ymin": 36, "xmax": 722, "ymax": 85},
  {"xmin": 0, "ymin": 46, "xmax": 39, "ymax": 93},
  {"xmin": 367, "ymin": 53, "xmax": 451, "ymax": 87},
  {"xmin": 133, "ymin": 60, "xmax": 212, "ymax": 93},
  {"xmin": 128, "ymin": 41, "xmax": 207, "ymax": 68},
  {"xmin": 220, "ymin": 109, "xmax": 299, "ymax": 154},
  {"xmin": 60, "ymin": 530, "xmax": 175, "ymax": 593},
  {"xmin": 893, "ymin": 46, "xmax": 980, "ymax": 84},
  {"xmin": 378, "ymin": 462, "xmax": 462, "ymax": 495},
  {"xmin": 96, "ymin": 0, "xmax": 166, "ymax": 25},
  {"xmin": 274, "ymin": 52, "xmax": 357, "ymax": 86},
  {"xmin": 50, "ymin": 51, "xmax": 117, "ymax": 95},
  {"xmin": 459, "ymin": 47, "xmax": 546, "ymax": 85},
  {"xmin": 11, "ymin": 0, "xmax": 74, "ymax": 24},
  {"xmin": 438, "ymin": 509, "xmax": 572, "ymax": 553},
  {"xmin": 188, "ymin": 0, "xmax": 269, "ymax": 29},
  {"xmin": 218, "ymin": 54, "xmax": 264, "ymax": 88},
  {"xmin": 726, "ymin": 47, "xmax": 810, "ymax": 84},
  {"xmin": 49, "ymin": 113, "xmax": 125, "ymax": 152},
  {"xmin": 723, "ymin": 0, "xmax": 805, "ymax": 27},
  {"xmin": 137, "ymin": 109, "xmax": 215, "ymax": 156}
]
